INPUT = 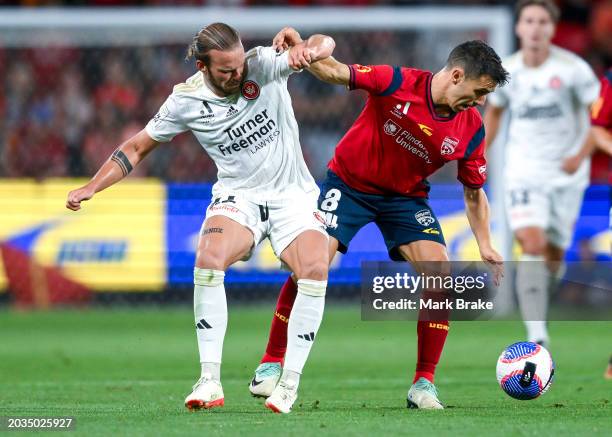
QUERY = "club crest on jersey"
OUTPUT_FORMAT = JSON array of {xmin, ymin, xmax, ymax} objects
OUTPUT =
[
  {"xmin": 549, "ymin": 76, "xmax": 562, "ymax": 90},
  {"xmin": 384, "ymin": 119, "xmax": 401, "ymax": 136},
  {"xmin": 241, "ymin": 80, "xmax": 260, "ymax": 100},
  {"xmin": 440, "ymin": 136, "xmax": 459, "ymax": 155},
  {"xmin": 415, "ymin": 209, "xmax": 436, "ymax": 226}
]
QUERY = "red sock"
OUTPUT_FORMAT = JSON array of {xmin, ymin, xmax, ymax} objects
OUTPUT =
[
  {"xmin": 260, "ymin": 276, "xmax": 297, "ymax": 364},
  {"xmin": 414, "ymin": 292, "xmax": 450, "ymax": 384}
]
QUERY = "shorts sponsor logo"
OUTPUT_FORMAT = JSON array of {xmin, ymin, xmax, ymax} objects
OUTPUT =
[
  {"xmin": 313, "ymin": 210, "xmax": 327, "ymax": 226},
  {"xmin": 241, "ymin": 80, "xmax": 260, "ymax": 100},
  {"xmin": 384, "ymin": 119, "xmax": 401, "ymax": 136},
  {"xmin": 478, "ymin": 165, "xmax": 487, "ymax": 175},
  {"xmin": 209, "ymin": 204, "xmax": 239, "ymax": 214},
  {"xmin": 441, "ymin": 136, "xmax": 459, "ymax": 155},
  {"xmin": 422, "ymin": 228, "xmax": 440, "ymax": 235},
  {"xmin": 415, "ymin": 209, "xmax": 436, "ymax": 226}
]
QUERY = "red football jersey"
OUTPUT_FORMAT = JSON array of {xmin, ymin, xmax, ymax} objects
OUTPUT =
[
  {"xmin": 591, "ymin": 69, "xmax": 612, "ymax": 129},
  {"xmin": 328, "ymin": 65, "xmax": 487, "ymax": 197}
]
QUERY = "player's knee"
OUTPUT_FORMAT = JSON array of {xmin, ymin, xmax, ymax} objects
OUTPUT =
[
  {"xmin": 196, "ymin": 249, "xmax": 227, "ymax": 271},
  {"xmin": 193, "ymin": 267, "xmax": 225, "ymax": 287},
  {"xmin": 297, "ymin": 260, "xmax": 328, "ymax": 282},
  {"xmin": 519, "ymin": 240, "xmax": 546, "ymax": 256},
  {"xmin": 297, "ymin": 278, "xmax": 327, "ymax": 297}
]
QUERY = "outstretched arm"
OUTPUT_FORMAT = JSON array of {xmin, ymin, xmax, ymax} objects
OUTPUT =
[
  {"xmin": 272, "ymin": 26, "xmax": 347, "ymax": 83},
  {"xmin": 308, "ymin": 57, "xmax": 350, "ymax": 85},
  {"xmin": 66, "ymin": 129, "xmax": 159, "ymax": 211},
  {"xmin": 272, "ymin": 26, "xmax": 335, "ymax": 70},
  {"xmin": 463, "ymin": 187, "xmax": 504, "ymax": 285}
]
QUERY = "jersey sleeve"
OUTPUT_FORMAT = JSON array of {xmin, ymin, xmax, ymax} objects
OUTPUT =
[
  {"xmin": 252, "ymin": 46, "xmax": 294, "ymax": 82},
  {"xmin": 348, "ymin": 64, "xmax": 396, "ymax": 94},
  {"xmin": 457, "ymin": 125, "xmax": 487, "ymax": 189},
  {"xmin": 572, "ymin": 58, "xmax": 600, "ymax": 106},
  {"xmin": 145, "ymin": 93, "xmax": 188, "ymax": 143},
  {"xmin": 591, "ymin": 73, "xmax": 612, "ymax": 127}
]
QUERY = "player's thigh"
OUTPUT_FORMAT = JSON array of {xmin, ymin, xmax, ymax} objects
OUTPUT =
[
  {"xmin": 318, "ymin": 171, "xmax": 377, "ymax": 255},
  {"xmin": 547, "ymin": 185, "xmax": 586, "ymax": 252},
  {"xmin": 196, "ymin": 215, "xmax": 254, "ymax": 270},
  {"xmin": 280, "ymin": 230, "xmax": 329, "ymax": 281},
  {"xmin": 397, "ymin": 240, "xmax": 451, "ymax": 277},
  {"xmin": 375, "ymin": 196, "xmax": 446, "ymax": 262},
  {"xmin": 196, "ymin": 192, "xmax": 262, "ymax": 270}
]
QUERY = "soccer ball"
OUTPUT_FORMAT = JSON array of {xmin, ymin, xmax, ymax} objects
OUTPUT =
[{"xmin": 496, "ymin": 342, "xmax": 555, "ymax": 400}]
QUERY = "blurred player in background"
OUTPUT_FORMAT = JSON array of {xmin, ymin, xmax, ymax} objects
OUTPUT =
[
  {"xmin": 249, "ymin": 27, "xmax": 507, "ymax": 409},
  {"xmin": 562, "ymin": 68, "xmax": 612, "ymax": 380},
  {"xmin": 66, "ymin": 22, "xmax": 336, "ymax": 414},
  {"xmin": 484, "ymin": 0, "xmax": 600, "ymax": 348}
]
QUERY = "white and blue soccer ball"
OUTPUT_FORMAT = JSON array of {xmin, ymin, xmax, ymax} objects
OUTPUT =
[{"xmin": 496, "ymin": 342, "xmax": 555, "ymax": 400}]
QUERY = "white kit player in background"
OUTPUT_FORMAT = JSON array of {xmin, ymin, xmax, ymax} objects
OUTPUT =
[
  {"xmin": 66, "ymin": 23, "xmax": 336, "ymax": 414},
  {"xmin": 485, "ymin": 0, "xmax": 600, "ymax": 347}
]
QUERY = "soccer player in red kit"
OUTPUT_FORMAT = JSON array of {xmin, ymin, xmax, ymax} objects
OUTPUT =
[
  {"xmin": 250, "ymin": 29, "xmax": 508, "ymax": 409},
  {"xmin": 563, "ymin": 68, "xmax": 612, "ymax": 379}
]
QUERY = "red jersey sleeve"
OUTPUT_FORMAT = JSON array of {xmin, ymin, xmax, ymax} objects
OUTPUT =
[
  {"xmin": 349, "ymin": 64, "xmax": 396, "ymax": 94},
  {"xmin": 457, "ymin": 125, "xmax": 487, "ymax": 189},
  {"xmin": 591, "ymin": 73, "xmax": 612, "ymax": 128}
]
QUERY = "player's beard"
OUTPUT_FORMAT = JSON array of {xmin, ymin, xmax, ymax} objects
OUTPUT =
[{"xmin": 205, "ymin": 62, "xmax": 249, "ymax": 97}]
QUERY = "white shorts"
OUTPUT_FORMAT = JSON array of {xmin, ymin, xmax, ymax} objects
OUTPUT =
[
  {"xmin": 203, "ymin": 189, "xmax": 328, "ymax": 259},
  {"xmin": 504, "ymin": 181, "xmax": 585, "ymax": 249}
]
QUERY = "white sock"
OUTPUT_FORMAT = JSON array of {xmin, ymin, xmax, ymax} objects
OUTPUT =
[
  {"xmin": 201, "ymin": 362, "xmax": 220, "ymax": 380},
  {"xmin": 193, "ymin": 268, "xmax": 227, "ymax": 376},
  {"xmin": 516, "ymin": 254, "xmax": 549, "ymax": 343},
  {"xmin": 283, "ymin": 279, "xmax": 326, "ymax": 378}
]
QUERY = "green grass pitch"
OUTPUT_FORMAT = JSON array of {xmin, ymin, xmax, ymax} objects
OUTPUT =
[{"xmin": 1, "ymin": 306, "xmax": 610, "ymax": 436}]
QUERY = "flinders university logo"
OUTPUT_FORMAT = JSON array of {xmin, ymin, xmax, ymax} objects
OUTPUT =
[
  {"xmin": 440, "ymin": 136, "xmax": 459, "ymax": 155},
  {"xmin": 384, "ymin": 119, "xmax": 401, "ymax": 136}
]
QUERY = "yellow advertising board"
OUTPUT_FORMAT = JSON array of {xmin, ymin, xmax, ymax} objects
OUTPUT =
[{"xmin": 0, "ymin": 179, "xmax": 165, "ymax": 292}]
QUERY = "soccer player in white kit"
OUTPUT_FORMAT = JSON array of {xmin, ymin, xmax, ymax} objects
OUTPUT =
[
  {"xmin": 66, "ymin": 23, "xmax": 336, "ymax": 414},
  {"xmin": 484, "ymin": 0, "xmax": 600, "ymax": 347}
]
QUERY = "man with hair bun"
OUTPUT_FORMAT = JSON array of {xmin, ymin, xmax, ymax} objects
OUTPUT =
[{"xmin": 66, "ymin": 22, "xmax": 336, "ymax": 414}]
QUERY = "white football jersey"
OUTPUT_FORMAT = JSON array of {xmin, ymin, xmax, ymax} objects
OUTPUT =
[
  {"xmin": 488, "ymin": 46, "xmax": 600, "ymax": 187},
  {"xmin": 145, "ymin": 46, "xmax": 318, "ymax": 202}
]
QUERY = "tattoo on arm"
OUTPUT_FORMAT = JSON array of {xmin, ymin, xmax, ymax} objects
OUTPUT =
[
  {"xmin": 111, "ymin": 149, "xmax": 134, "ymax": 176},
  {"xmin": 202, "ymin": 227, "xmax": 223, "ymax": 236}
]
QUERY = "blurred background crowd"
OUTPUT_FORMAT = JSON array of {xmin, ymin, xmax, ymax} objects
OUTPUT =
[{"xmin": 0, "ymin": 0, "xmax": 610, "ymax": 183}]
